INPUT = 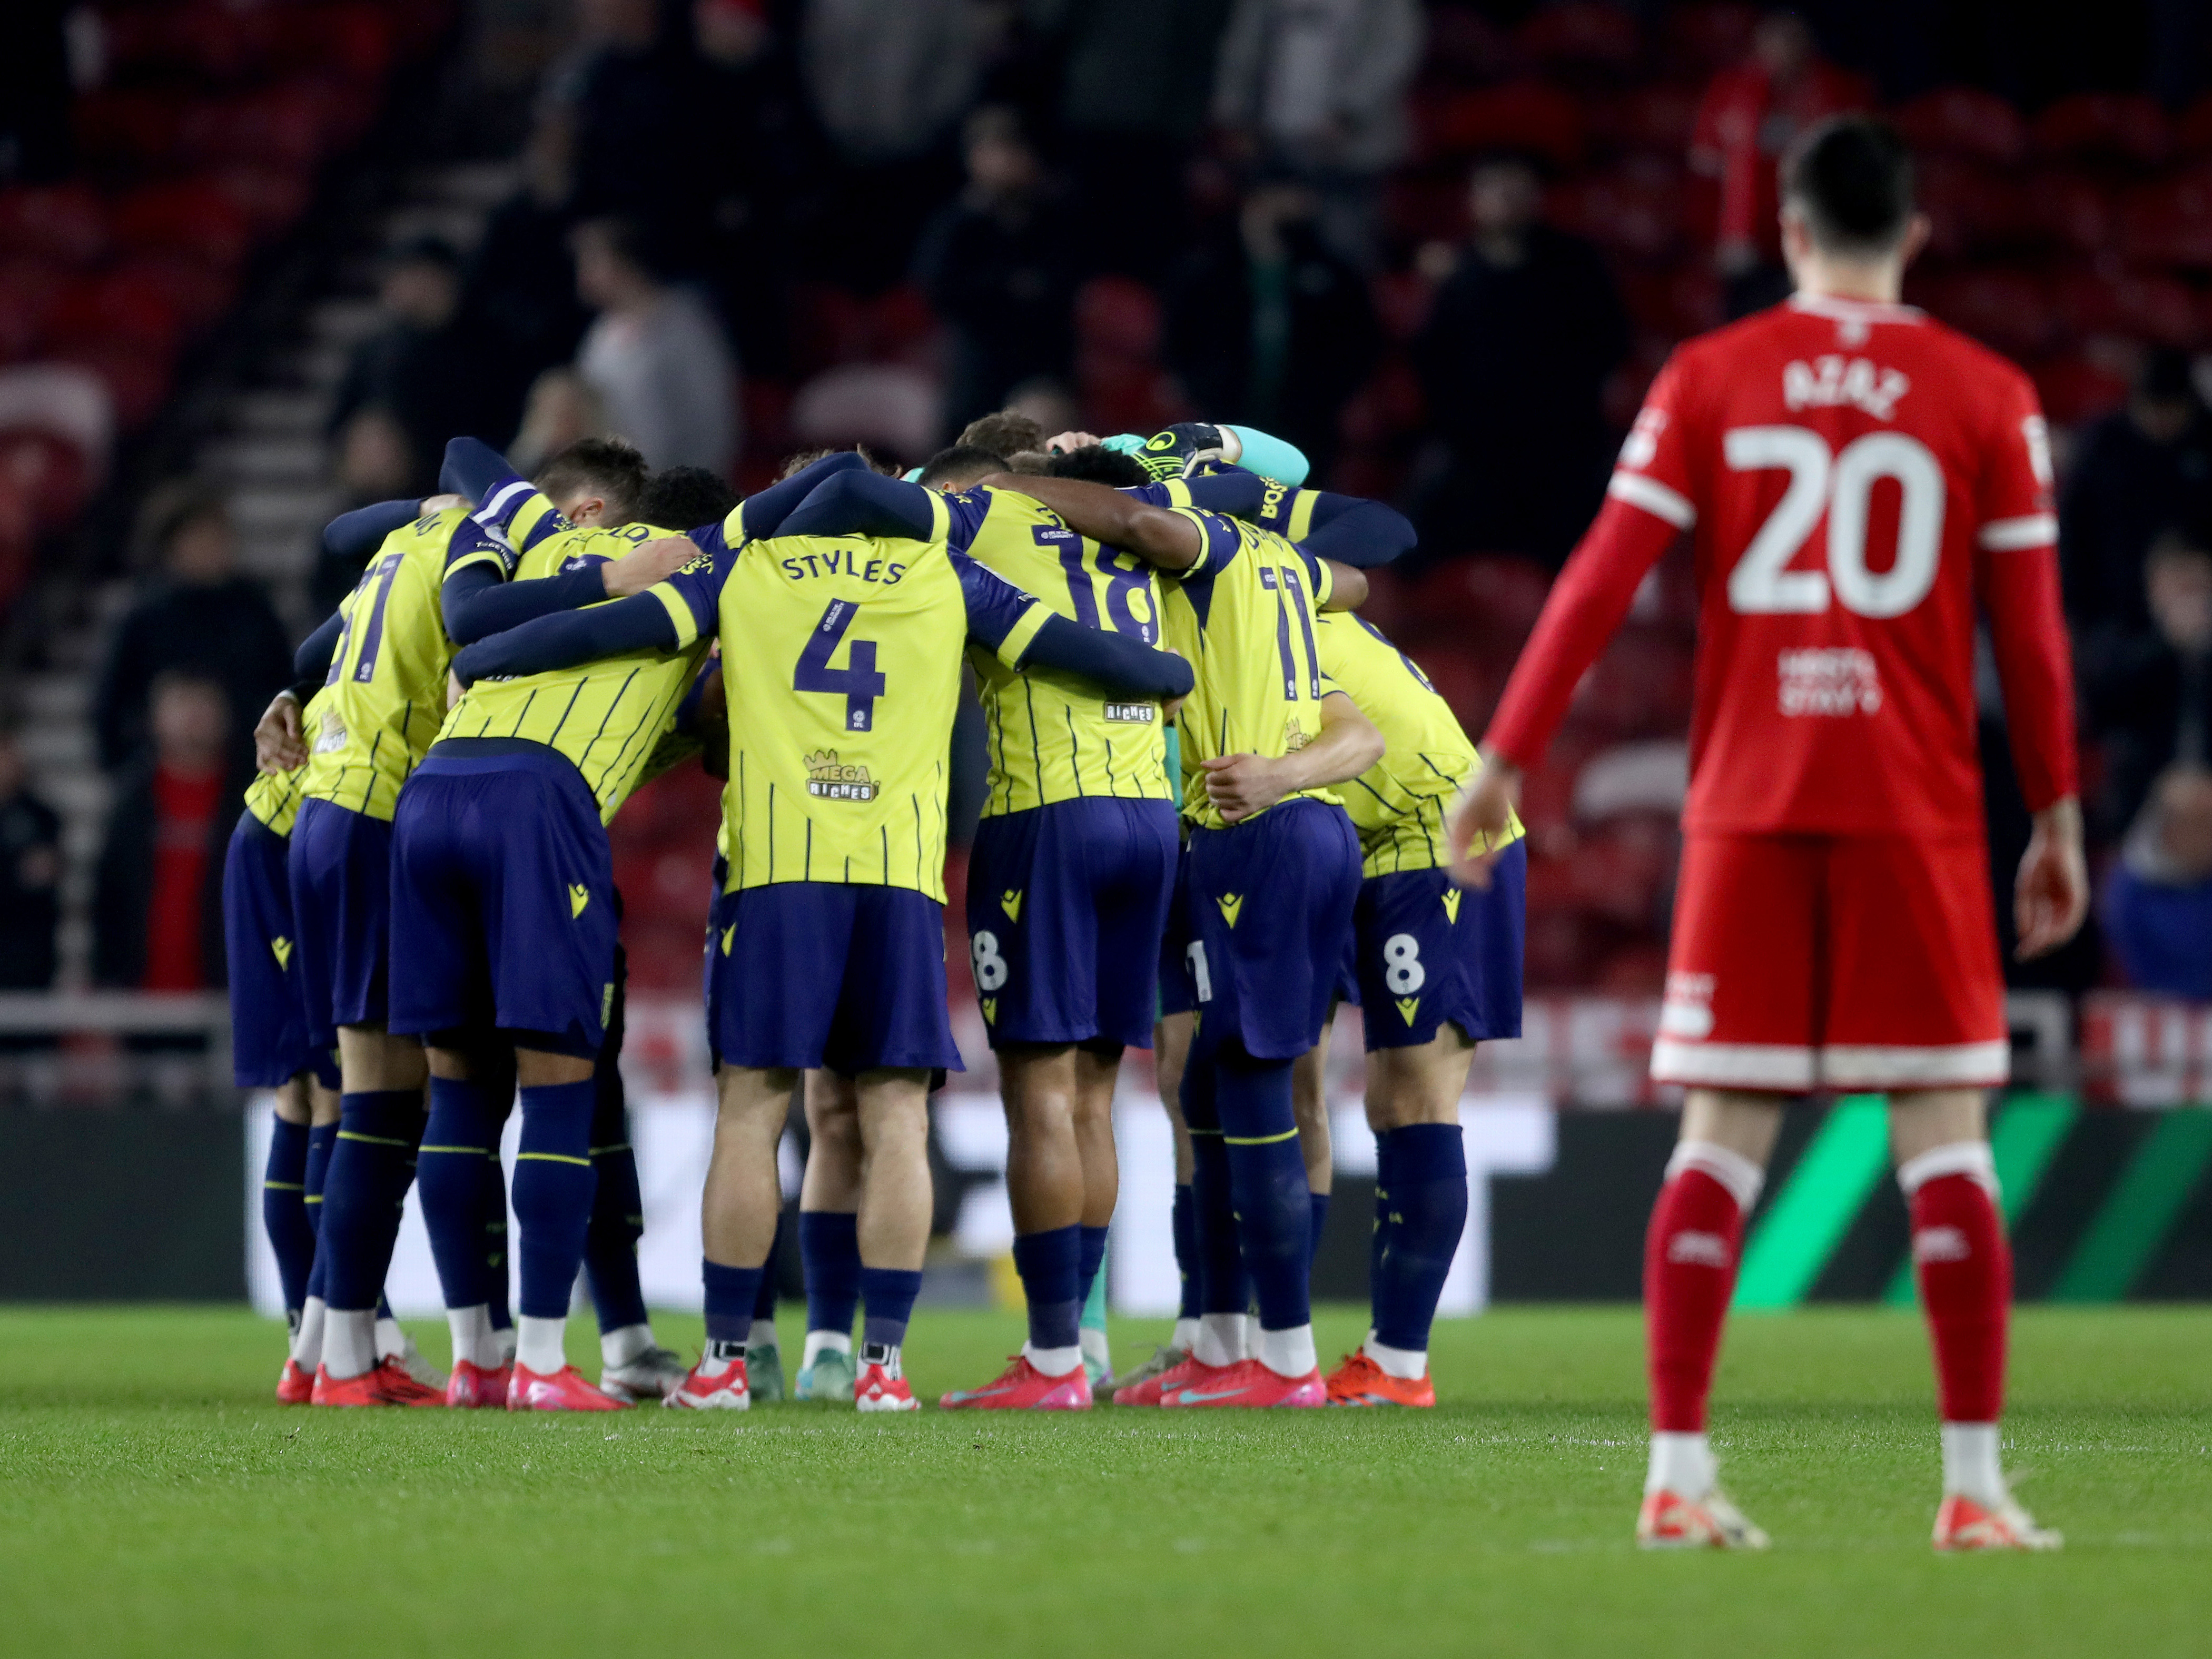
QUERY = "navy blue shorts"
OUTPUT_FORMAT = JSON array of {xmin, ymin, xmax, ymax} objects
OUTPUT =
[
  {"xmin": 711, "ymin": 881, "xmax": 962, "ymax": 1076},
  {"xmin": 387, "ymin": 746, "xmax": 619, "ymax": 1055},
  {"xmin": 1178, "ymin": 799, "xmax": 1361, "ymax": 1062},
  {"xmin": 1340, "ymin": 842, "xmax": 1527, "ymax": 1050},
  {"xmin": 1156, "ymin": 846, "xmax": 1197, "ymax": 1021},
  {"xmin": 223, "ymin": 814, "xmax": 339, "ymax": 1090},
  {"xmin": 287, "ymin": 797, "xmax": 394, "ymax": 1042},
  {"xmin": 966, "ymin": 797, "xmax": 1178, "ymax": 1050}
]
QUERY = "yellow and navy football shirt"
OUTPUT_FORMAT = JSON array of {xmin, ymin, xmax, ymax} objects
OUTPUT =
[
  {"xmin": 1159, "ymin": 508, "xmax": 1345, "ymax": 832},
  {"xmin": 1163, "ymin": 469, "xmax": 1322, "ymax": 546},
  {"xmin": 435, "ymin": 521, "xmax": 711, "ymax": 824},
  {"xmin": 302, "ymin": 508, "xmax": 511, "ymax": 820},
  {"xmin": 651, "ymin": 531, "xmax": 1050, "ymax": 901},
  {"xmin": 924, "ymin": 486, "xmax": 1169, "ymax": 816},
  {"xmin": 1313, "ymin": 611, "xmax": 1523, "ymax": 877},
  {"xmin": 242, "ymin": 688, "xmax": 330, "ymax": 837}
]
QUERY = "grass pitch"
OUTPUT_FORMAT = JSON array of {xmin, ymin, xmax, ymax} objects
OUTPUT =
[{"xmin": 0, "ymin": 1306, "xmax": 2205, "ymax": 1657}]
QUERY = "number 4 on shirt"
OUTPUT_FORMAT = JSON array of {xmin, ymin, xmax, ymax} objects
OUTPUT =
[{"xmin": 794, "ymin": 598, "xmax": 886, "ymax": 731}]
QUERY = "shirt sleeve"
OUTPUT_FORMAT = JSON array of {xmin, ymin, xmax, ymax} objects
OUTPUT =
[
  {"xmin": 444, "ymin": 514, "xmax": 520, "ymax": 580},
  {"xmin": 650, "ymin": 542, "xmax": 734, "ymax": 647},
  {"xmin": 1602, "ymin": 356, "xmax": 1700, "ymax": 534},
  {"xmin": 1975, "ymin": 372, "xmax": 2078, "ymax": 812},
  {"xmin": 1166, "ymin": 507, "xmax": 1245, "ymax": 579},
  {"xmin": 953, "ymin": 548, "xmax": 1051, "ymax": 667}
]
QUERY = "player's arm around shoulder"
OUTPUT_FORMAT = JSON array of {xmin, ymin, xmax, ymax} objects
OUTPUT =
[
  {"xmin": 1200, "ymin": 690, "xmax": 1385, "ymax": 825},
  {"xmin": 977, "ymin": 472, "xmax": 1210, "ymax": 571}
]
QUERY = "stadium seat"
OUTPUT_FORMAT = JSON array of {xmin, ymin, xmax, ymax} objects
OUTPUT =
[
  {"xmin": 1602, "ymin": 82, "xmax": 1701, "ymax": 157},
  {"xmin": 48, "ymin": 343, "xmax": 171, "ymax": 432},
  {"xmin": 44, "ymin": 268, "xmax": 185, "ymax": 359},
  {"xmin": 1403, "ymin": 555, "xmax": 1553, "ymax": 651},
  {"xmin": 0, "ymin": 262, "xmax": 65, "ymax": 362},
  {"xmin": 1910, "ymin": 266, "xmax": 2056, "ymax": 360},
  {"xmin": 1660, "ymin": 2, "xmax": 1759, "ymax": 74},
  {"xmin": 2031, "ymin": 92, "xmax": 2171, "ymax": 168},
  {"xmin": 2010, "ymin": 167, "xmax": 2115, "ymax": 256},
  {"xmin": 1072, "ymin": 276, "xmax": 1162, "ymax": 360},
  {"xmin": 210, "ymin": 164, "xmax": 314, "ymax": 240},
  {"xmin": 1548, "ymin": 160, "xmax": 1686, "ymax": 262},
  {"xmin": 181, "ymin": 84, "xmax": 334, "ymax": 174},
  {"xmin": 0, "ymin": 184, "xmax": 108, "ymax": 267},
  {"xmin": 1516, "ymin": 2, "xmax": 1642, "ymax": 78},
  {"xmin": 2030, "ymin": 352, "xmax": 2130, "ymax": 425},
  {"xmin": 111, "ymin": 179, "xmax": 255, "ymax": 275},
  {"xmin": 0, "ymin": 428, "xmax": 94, "ymax": 534},
  {"xmin": 1911, "ymin": 155, "xmax": 1995, "ymax": 260},
  {"xmin": 2051, "ymin": 267, "xmax": 2203, "ymax": 350},
  {"xmin": 1416, "ymin": 81, "xmax": 1586, "ymax": 170},
  {"xmin": 2118, "ymin": 170, "xmax": 2212, "ymax": 268},
  {"xmin": 72, "ymin": 88, "xmax": 189, "ymax": 171},
  {"xmin": 1892, "ymin": 86, "xmax": 2029, "ymax": 166},
  {"xmin": 1571, "ymin": 628, "xmax": 1694, "ymax": 742}
]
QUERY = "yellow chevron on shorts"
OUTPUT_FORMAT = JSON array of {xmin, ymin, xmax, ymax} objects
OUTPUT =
[
  {"xmin": 569, "ymin": 884, "xmax": 590, "ymax": 917},
  {"xmin": 1396, "ymin": 996, "xmax": 1421, "ymax": 1026},
  {"xmin": 1000, "ymin": 889, "xmax": 1023, "ymax": 922},
  {"xmin": 720, "ymin": 924, "xmax": 735, "ymax": 955},
  {"xmin": 270, "ymin": 935, "xmax": 293, "ymax": 970},
  {"xmin": 981, "ymin": 998, "xmax": 997, "ymax": 1024},
  {"xmin": 1217, "ymin": 894, "xmax": 1243, "ymax": 927},
  {"xmin": 1441, "ymin": 888, "xmax": 1462, "ymax": 924}
]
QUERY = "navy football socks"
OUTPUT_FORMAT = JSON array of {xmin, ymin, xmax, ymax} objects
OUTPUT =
[
  {"xmin": 702, "ymin": 1259, "xmax": 764, "ymax": 1349},
  {"xmin": 319, "ymin": 1090, "xmax": 425, "ymax": 1312},
  {"xmin": 1308, "ymin": 1191, "xmax": 1331, "ymax": 1276},
  {"xmin": 418, "ymin": 1075, "xmax": 502, "ymax": 1315},
  {"xmin": 303, "ymin": 1121, "xmax": 338, "ymax": 1238},
  {"xmin": 583, "ymin": 1094, "xmax": 650, "ymax": 1337},
  {"xmin": 860, "ymin": 1266, "xmax": 923, "ymax": 1356},
  {"xmin": 1013, "ymin": 1224, "xmax": 1082, "ymax": 1353},
  {"xmin": 1370, "ymin": 1123, "xmax": 1468, "ymax": 1354},
  {"xmin": 480, "ymin": 1151, "xmax": 512, "ymax": 1334},
  {"xmin": 801, "ymin": 1210, "xmax": 861, "ymax": 1340},
  {"xmin": 1171, "ymin": 1183, "xmax": 1200, "ymax": 1321},
  {"xmin": 1214, "ymin": 1052, "xmax": 1311, "ymax": 1336},
  {"xmin": 510, "ymin": 1079, "xmax": 598, "ymax": 1321},
  {"xmin": 261, "ymin": 1117, "xmax": 314, "ymax": 1320}
]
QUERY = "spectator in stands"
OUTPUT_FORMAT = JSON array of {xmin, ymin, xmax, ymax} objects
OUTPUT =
[
  {"xmin": 93, "ymin": 673, "xmax": 242, "ymax": 992},
  {"xmin": 913, "ymin": 108, "xmax": 1077, "ymax": 436},
  {"xmin": 1164, "ymin": 176, "xmax": 1380, "ymax": 479},
  {"xmin": 1039, "ymin": 0, "xmax": 1233, "ymax": 280},
  {"xmin": 572, "ymin": 215, "xmax": 740, "ymax": 472},
  {"xmin": 1211, "ymin": 0, "xmax": 1425, "ymax": 266},
  {"xmin": 459, "ymin": 109, "xmax": 592, "ymax": 450},
  {"xmin": 0, "ymin": 722, "xmax": 61, "ymax": 990},
  {"xmin": 328, "ymin": 238, "xmax": 500, "ymax": 494},
  {"xmin": 2085, "ymin": 529, "xmax": 2212, "ymax": 838},
  {"xmin": 2102, "ymin": 765, "xmax": 2212, "ymax": 1000},
  {"xmin": 1690, "ymin": 11, "xmax": 1867, "ymax": 318},
  {"xmin": 93, "ymin": 485, "xmax": 291, "ymax": 777},
  {"xmin": 1409, "ymin": 154, "xmax": 1630, "ymax": 569},
  {"xmin": 545, "ymin": 0, "xmax": 714, "ymax": 246},
  {"xmin": 796, "ymin": 0, "xmax": 982, "ymax": 289},
  {"xmin": 2060, "ymin": 349, "xmax": 2212, "ymax": 657}
]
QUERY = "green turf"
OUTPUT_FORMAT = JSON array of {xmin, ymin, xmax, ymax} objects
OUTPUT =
[{"xmin": 1, "ymin": 1306, "xmax": 2206, "ymax": 1657}]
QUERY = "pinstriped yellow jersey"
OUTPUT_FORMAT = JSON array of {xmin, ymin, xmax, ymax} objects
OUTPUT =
[
  {"xmin": 1162, "ymin": 469, "xmax": 1321, "ymax": 545},
  {"xmin": 1312, "ymin": 612, "xmax": 1524, "ymax": 878},
  {"xmin": 241, "ymin": 689, "xmax": 329, "ymax": 836},
  {"xmin": 303, "ymin": 507, "xmax": 511, "ymax": 821},
  {"xmin": 1160, "ymin": 508, "xmax": 1345, "ymax": 832},
  {"xmin": 434, "ymin": 520, "xmax": 710, "ymax": 825},
  {"xmin": 927, "ymin": 486, "xmax": 1170, "ymax": 816},
  {"xmin": 652, "ymin": 531, "xmax": 1051, "ymax": 900}
]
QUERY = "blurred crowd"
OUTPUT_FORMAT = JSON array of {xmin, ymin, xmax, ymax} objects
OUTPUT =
[{"xmin": 4, "ymin": 0, "xmax": 2211, "ymax": 1008}]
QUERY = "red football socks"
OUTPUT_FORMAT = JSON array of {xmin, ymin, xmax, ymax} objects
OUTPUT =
[
  {"xmin": 1644, "ymin": 1158, "xmax": 1750, "ymax": 1434},
  {"xmin": 1906, "ymin": 1161, "xmax": 2009, "ymax": 1424}
]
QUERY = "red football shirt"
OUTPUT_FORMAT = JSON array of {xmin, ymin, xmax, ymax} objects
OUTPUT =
[
  {"xmin": 144, "ymin": 764, "xmax": 223, "ymax": 991},
  {"xmin": 1485, "ymin": 294, "xmax": 2077, "ymax": 838}
]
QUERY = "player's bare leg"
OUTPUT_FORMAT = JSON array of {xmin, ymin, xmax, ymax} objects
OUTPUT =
[
  {"xmin": 310, "ymin": 1027, "xmax": 441, "ymax": 1405},
  {"xmin": 795, "ymin": 1069, "xmax": 863, "ymax": 1399},
  {"xmin": 1327, "ymin": 1025, "xmax": 1476, "ymax": 1408},
  {"xmin": 671, "ymin": 1063, "xmax": 794, "ymax": 1410},
  {"xmin": 1637, "ymin": 1088, "xmax": 1779, "ymax": 1548},
  {"xmin": 851, "ymin": 1068, "xmax": 931, "ymax": 1410},
  {"xmin": 1114, "ymin": 1015, "xmax": 1200, "ymax": 1401},
  {"xmin": 1888, "ymin": 1089, "xmax": 2058, "ymax": 1551},
  {"xmin": 1292, "ymin": 1016, "xmax": 1335, "ymax": 1281}
]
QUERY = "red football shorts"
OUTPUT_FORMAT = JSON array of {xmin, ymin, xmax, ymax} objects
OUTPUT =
[{"xmin": 1650, "ymin": 832, "xmax": 2008, "ymax": 1093}]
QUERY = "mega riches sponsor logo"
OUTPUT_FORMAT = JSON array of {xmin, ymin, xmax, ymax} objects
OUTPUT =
[
  {"xmin": 1777, "ymin": 647, "xmax": 1882, "ymax": 716},
  {"xmin": 804, "ymin": 749, "xmax": 878, "ymax": 801}
]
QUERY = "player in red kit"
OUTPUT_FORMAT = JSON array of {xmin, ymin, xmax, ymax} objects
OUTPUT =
[{"xmin": 1451, "ymin": 117, "xmax": 2087, "ymax": 1553}]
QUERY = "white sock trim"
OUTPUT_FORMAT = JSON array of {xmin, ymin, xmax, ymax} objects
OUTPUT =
[
  {"xmin": 1169, "ymin": 1317, "xmax": 1199, "ymax": 1353},
  {"xmin": 1193, "ymin": 1312, "xmax": 1248, "ymax": 1368},
  {"xmin": 747, "ymin": 1318, "xmax": 778, "ymax": 1352},
  {"xmin": 447, "ymin": 1305, "xmax": 497, "ymax": 1370},
  {"xmin": 292, "ymin": 1297, "xmax": 327, "ymax": 1369},
  {"xmin": 373, "ymin": 1315, "xmax": 406, "ymax": 1361},
  {"xmin": 1940, "ymin": 1420, "xmax": 2008, "ymax": 1506},
  {"xmin": 801, "ymin": 1330, "xmax": 852, "ymax": 1370},
  {"xmin": 515, "ymin": 1315, "xmax": 568, "ymax": 1376},
  {"xmin": 1255, "ymin": 1323, "xmax": 1316, "ymax": 1378},
  {"xmin": 1666, "ymin": 1139, "xmax": 1764, "ymax": 1212},
  {"xmin": 1898, "ymin": 1140, "xmax": 1999, "ymax": 1200},
  {"xmin": 1362, "ymin": 1337, "xmax": 1426, "ymax": 1380},
  {"xmin": 600, "ymin": 1321, "xmax": 656, "ymax": 1369},
  {"xmin": 1028, "ymin": 1344, "xmax": 1083, "ymax": 1377},
  {"xmin": 1645, "ymin": 1431, "xmax": 1715, "ymax": 1499},
  {"xmin": 323, "ymin": 1309, "xmax": 378, "ymax": 1380}
]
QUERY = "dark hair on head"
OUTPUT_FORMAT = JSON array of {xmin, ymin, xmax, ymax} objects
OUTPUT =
[
  {"xmin": 573, "ymin": 214, "xmax": 672, "ymax": 282},
  {"xmin": 957, "ymin": 410, "xmax": 1045, "ymax": 461},
  {"xmin": 2148, "ymin": 525, "xmax": 2212, "ymax": 567},
  {"xmin": 1781, "ymin": 115, "xmax": 1914, "ymax": 256},
  {"xmin": 917, "ymin": 445, "xmax": 1007, "ymax": 489},
  {"xmin": 536, "ymin": 436, "xmax": 648, "ymax": 524},
  {"xmin": 637, "ymin": 466, "xmax": 740, "ymax": 530},
  {"xmin": 134, "ymin": 478, "xmax": 230, "ymax": 568},
  {"xmin": 1046, "ymin": 445, "xmax": 1149, "ymax": 488}
]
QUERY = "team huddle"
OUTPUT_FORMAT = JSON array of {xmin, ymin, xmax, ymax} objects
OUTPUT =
[{"xmin": 224, "ymin": 116, "xmax": 2089, "ymax": 1552}]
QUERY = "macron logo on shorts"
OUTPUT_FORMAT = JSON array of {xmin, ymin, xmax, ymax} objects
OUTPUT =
[
  {"xmin": 270, "ymin": 936, "xmax": 293, "ymax": 970},
  {"xmin": 1441, "ymin": 890, "xmax": 1462, "ymax": 924},
  {"xmin": 569, "ymin": 884, "xmax": 590, "ymax": 918},
  {"xmin": 1217, "ymin": 894, "xmax": 1243, "ymax": 927},
  {"xmin": 1000, "ymin": 890, "xmax": 1023, "ymax": 922},
  {"xmin": 1666, "ymin": 1230, "xmax": 1732, "ymax": 1269}
]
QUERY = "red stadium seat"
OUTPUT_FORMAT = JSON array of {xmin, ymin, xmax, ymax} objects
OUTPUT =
[
  {"xmin": 1909, "ymin": 267, "xmax": 2056, "ymax": 360},
  {"xmin": 1416, "ymin": 82, "xmax": 1586, "ymax": 170},
  {"xmin": 0, "ymin": 184, "xmax": 108, "ymax": 266},
  {"xmin": 2051, "ymin": 268, "xmax": 2204, "ymax": 350},
  {"xmin": 182, "ymin": 84, "xmax": 333, "ymax": 173},
  {"xmin": 1912, "ymin": 155, "xmax": 2000, "ymax": 260},
  {"xmin": 2180, "ymin": 92, "xmax": 2212, "ymax": 158},
  {"xmin": 210, "ymin": 164, "xmax": 314, "ymax": 240},
  {"xmin": 1572, "ymin": 627, "xmax": 1694, "ymax": 742},
  {"xmin": 2031, "ymin": 93, "xmax": 2171, "ymax": 168},
  {"xmin": 1072, "ymin": 276, "xmax": 1162, "ymax": 359},
  {"xmin": 1404, "ymin": 555, "xmax": 1554, "ymax": 650},
  {"xmin": 72, "ymin": 89, "xmax": 188, "ymax": 170},
  {"xmin": 123, "ymin": 254, "xmax": 239, "ymax": 333},
  {"xmin": 2118, "ymin": 170, "xmax": 2212, "ymax": 269},
  {"xmin": 1516, "ymin": 3, "xmax": 1642, "ymax": 76},
  {"xmin": 2030, "ymin": 352, "xmax": 2130, "ymax": 426},
  {"xmin": 47, "ymin": 343, "xmax": 171, "ymax": 432},
  {"xmin": 1892, "ymin": 86, "xmax": 2029, "ymax": 166},
  {"xmin": 1602, "ymin": 82, "xmax": 1701, "ymax": 157},
  {"xmin": 45, "ymin": 268, "xmax": 185, "ymax": 358},
  {"xmin": 0, "ymin": 428, "xmax": 93, "ymax": 533},
  {"xmin": 110, "ymin": 179, "xmax": 254, "ymax": 273},
  {"xmin": 2011, "ymin": 168, "xmax": 2115, "ymax": 257},
  {"xmin": 0, "ymin": 261, "xmax": 65, "ymax": 362},
  {"xmin": 1548, "ymin": 161, "xmax": 1685, "ymax": 262},
  {"xmin": 1660, "ymin": 3, "xmax": 1759, "ymax": 75}
]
